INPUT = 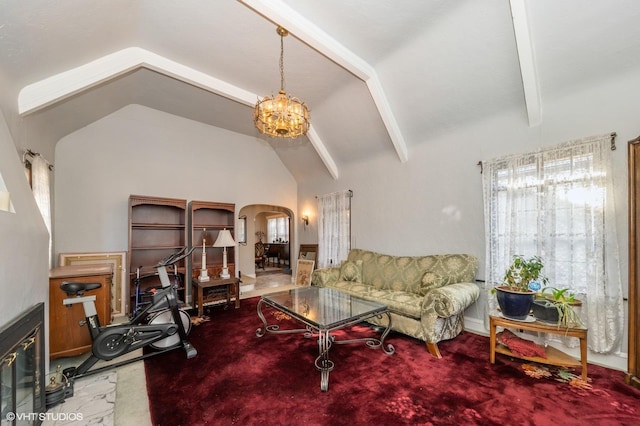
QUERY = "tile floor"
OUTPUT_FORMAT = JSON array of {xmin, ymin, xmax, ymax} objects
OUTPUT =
[{"xmin": 46, "ymin": 274, "xmax": 294, "ymax": 426}]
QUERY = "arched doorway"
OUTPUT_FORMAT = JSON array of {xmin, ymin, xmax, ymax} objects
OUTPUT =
[{"xmin": 237, "ymin": 204, "xmax": 295, "ymax": 278}]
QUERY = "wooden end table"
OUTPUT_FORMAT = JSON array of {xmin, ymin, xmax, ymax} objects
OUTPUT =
[
  {"xmin": 489, "ymin": 314, "xmax": 588, "ymax": 380},
  {"xmin": 192, "ymin": 277, "xmax": 240, "ymax": 317}
]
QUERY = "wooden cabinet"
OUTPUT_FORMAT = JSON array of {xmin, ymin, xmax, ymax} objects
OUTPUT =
[
  {"xmin": 128, "ymin": 195, "xmax": 188, "ymax": 312},
  {"xmin": 49, "ymin": 264, "xmax": 112, "ymax": 359},
  {"xmin": 265, "ymin": 243, "xmax": 289, "ymax": 266},
  {"xmin": 188, "ymin": 201, "xmax": 236, "ymax": 305}
]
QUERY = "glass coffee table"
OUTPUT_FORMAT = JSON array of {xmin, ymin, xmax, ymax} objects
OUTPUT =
[{"xmin": 256, "ymin": 286, "xmax": 395, "ymax": 391}]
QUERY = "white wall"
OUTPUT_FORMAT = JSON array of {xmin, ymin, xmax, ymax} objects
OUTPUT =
[
  {"xmin": 298, "ymin": 68, "xmax": 640, "ymax": 371},
  {"xmin": 54, "ymin": 104, "xmax": 297, "ymax": 270},
  {"xmin": 0, "ymin": 111, "xmax": 50, "ymax": 354}
]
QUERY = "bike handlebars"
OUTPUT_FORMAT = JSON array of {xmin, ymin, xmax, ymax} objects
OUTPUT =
[{"xmin": 156, "ymin": 247, "xmax": 195, "ymax": 268}]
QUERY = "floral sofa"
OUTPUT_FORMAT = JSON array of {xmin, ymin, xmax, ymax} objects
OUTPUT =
[{"xmin": 311, "ymin": 249, "xmax": 480, "ymax": 358}]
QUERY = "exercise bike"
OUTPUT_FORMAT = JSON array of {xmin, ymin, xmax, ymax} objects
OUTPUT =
[{"xmin": 60, "ymin": 247, "xmax": 197, "ymax": 381}]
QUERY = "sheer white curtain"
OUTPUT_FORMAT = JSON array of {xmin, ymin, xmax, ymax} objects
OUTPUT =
[
  {"xmin": 482, "ymin": 134, "xmax": 623, "ymax": 353},
  {"xmin": 317, "ymin": 190, "xmax": 352, "ymax": 269},
  {"xmin": 31, "ymin": 155, "xmax": 52, "ymax": 267}
]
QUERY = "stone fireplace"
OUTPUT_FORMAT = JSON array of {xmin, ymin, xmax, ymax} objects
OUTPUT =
[{"xmin": 0, "ymin": 303, "xmax": 46, "ymax": 425}]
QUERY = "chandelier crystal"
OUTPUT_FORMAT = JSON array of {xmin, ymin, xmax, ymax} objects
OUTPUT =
[{"xmin": 254, "ymin": 26, "xmax": 310, "ymax": 138}]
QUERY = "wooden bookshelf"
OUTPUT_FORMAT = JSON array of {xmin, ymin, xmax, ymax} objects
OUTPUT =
[
  {"xmin": 188, "ymin": 201, "xmax": 236, "ymax": 307},
  {"xmin": 128, "ymin": 195, "xmax": 188, "ymax": 312}
]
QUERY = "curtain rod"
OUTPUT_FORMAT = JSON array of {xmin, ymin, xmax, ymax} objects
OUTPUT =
[
  {"xmin": 23, "ymin": 149, "xmax": 54, "ymax": 170},
  {"xmin": 315, "ymin": 189, "xmax": 353, "ymax": 199},
  {"xmin": 477, "ymin": 132, "xmax": 618, "ymax": 174}
]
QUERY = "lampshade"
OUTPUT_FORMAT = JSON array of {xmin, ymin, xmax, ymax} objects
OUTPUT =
[{"xmin": 213, "ymin": 229, "xmax": 236, "ymax": 247}]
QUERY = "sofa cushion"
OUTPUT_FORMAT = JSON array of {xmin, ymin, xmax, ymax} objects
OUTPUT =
[
  {"xmin": 339, "ymin": 260, "xmax": 363, "ymax": 282},
  {"xmin": 419, "ymin": 271, "xmax": 447, "ymax": 296},
  {"xmin": 367, "ymin": 288, "xmax": 422, "ymax": 319},
  {"xmin": 330, "ymin": 280, "xmax": 422, "ymax": 319}
]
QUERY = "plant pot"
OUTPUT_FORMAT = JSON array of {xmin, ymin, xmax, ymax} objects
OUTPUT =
[
  {"xmin": 531, "ymin": 300, "xmax": 559, "ymax": 324},
  {"xmin": 532, "ymin": 298, "xmax": 583, "ymax": 327},
  {"xmin": 495, "ymin": 286, "xmax": 535, "ymax": 320}
]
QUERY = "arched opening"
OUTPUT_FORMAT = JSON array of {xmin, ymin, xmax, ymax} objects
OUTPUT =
[{"xmin": 237, "ymin": 204, "xmax": 298, "ymax": 297}]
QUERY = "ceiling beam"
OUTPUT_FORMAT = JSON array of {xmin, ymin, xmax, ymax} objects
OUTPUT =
[
  {"xmin": 18, "ymin": 47, "xmax": 340, "ymax": 180},
  {"xmin": 510, "ymin": 0, "xmax": 542, "ymax": 126},
  {"xmin": 239, "ymin": 0, "xmax": 409, "ymax": 163},
  {"xmin": 307, "ymin": 126, "xmax": 339, "ymax": 180},
  {"xmin": 18, "ymin": 47, "xmax": 257, "ymax": 114}
]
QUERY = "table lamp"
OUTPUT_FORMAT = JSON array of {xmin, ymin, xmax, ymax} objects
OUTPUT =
[{"xmin": 213, "ymin": 228, "xmax": 235, "ymax": 279}]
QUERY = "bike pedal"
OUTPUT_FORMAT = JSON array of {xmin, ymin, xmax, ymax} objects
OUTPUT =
[
  {"xmin": 62, "ymin": 366, "xmax": 77, "ymax": 378},
  {"xmin": 184, "ymin": 343, "xmax": 197, "ymax": 359}
]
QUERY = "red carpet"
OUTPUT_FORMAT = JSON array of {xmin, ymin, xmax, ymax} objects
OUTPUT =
[{"xmin": 144, "ymin": 297, "xmax": 640, "ymax": 425}]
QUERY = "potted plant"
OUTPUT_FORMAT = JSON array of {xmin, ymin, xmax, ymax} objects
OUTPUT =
[
  {"xmin": 494, "ymin": 255, "xmax": 548, "ymax": 320},
  {"xmin": 532, "ymin": 287, "xmax": 584, "ymax": 328}
]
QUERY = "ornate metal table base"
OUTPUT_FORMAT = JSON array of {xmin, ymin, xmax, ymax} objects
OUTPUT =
[{"xmin": 256, "ymin": 298, "xmax": 395, "ymax": 392}]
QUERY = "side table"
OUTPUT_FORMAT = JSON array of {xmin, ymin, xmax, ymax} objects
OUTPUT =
[
  {"xmin": 489, "ymin": 314, "xmax": 588, "ymax": 380},
  {"xmin": 193, "ymin": 277, "xmax": 240, "ymax": 317}
]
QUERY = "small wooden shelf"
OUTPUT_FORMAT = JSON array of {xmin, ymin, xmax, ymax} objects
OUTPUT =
[
  {"xmin": 131, "ymin": 223, "xmax": 186, "ymax": 229},
  {"xmin": 495, "ymin": 343, "xmax": 581, "ymax": 368},
  {"xmin": 489, "ymin": 314, "xmax": 588, "ymax": 380},
  {"xmin": 192, "ymin": 277, "xmax": 240, "ymax": 317}
]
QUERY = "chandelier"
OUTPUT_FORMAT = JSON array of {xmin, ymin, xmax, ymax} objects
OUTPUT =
[{"xmin": 254, "ymin": 26, "xmax": 310, "ymax": 138}]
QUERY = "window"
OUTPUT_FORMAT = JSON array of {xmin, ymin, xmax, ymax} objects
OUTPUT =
[
  {"xmin": 316, "ymin": 190, "xmax": 352, "ymax": 269},
  {"xmin": 26, "ymin": 153, "xmax": 52, "ymax": 267},
  {"xmin": 482, "ymin": 134, "xmax": 623, "ymax": 352},
  {"xmin": 267, "ymin": 215, "xmax": 289, "ymax": 243}
]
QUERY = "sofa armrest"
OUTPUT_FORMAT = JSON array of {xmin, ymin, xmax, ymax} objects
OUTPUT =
[
  {"xmin": 422, "ymin": 282, "xmax": 481, "ymax": 317},
  {"xmin": 311, "ymin": 267, "xmax": 340, "ymax": 287}
]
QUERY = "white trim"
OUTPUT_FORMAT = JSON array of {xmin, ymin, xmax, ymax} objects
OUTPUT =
[
  {"xmin": 307, "ymin": 126, "xmax": 339, "ymax": 180},
  {"xmin": 366, "ymin": 77, "xmax": 408, "ymax": 162},
  {"xmin": 509, "ymin": 0, "xmax": 542, "ymax": 126},
  {"xmin": 18, "ymin": 47, "xmax": 339, "ymax": 180},
  {"xmin": 18, "ymin": 47, "xmax": 256, "ymax": 114}
]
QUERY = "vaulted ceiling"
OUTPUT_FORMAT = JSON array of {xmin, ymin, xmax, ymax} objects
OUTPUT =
[{"xmin": 2, "ymin": 0, "xmax": 639, "ymax": 182}]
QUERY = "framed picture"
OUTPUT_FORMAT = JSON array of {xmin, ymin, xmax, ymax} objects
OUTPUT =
[
  {"xmin": 295, "ymin": 259, "xmax": 315, "ymax": 286},
  {"xmin": 58, "ymin": 251, "xmax": 127, "ymax": 316},
  {"xmin": 237, "ymin": 215, "xmax": 247, "ymax": 245},
  {"xmin": 298, "ymin": 244, "xmax": 318, "ymax": 261}
]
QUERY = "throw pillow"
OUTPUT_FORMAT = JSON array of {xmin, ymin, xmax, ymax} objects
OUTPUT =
[
  {"xmin": 419, "ymin": 271, "xmax": 447, "ymax": 296},
  {"xmin": 339, "ymin": 260, "xmax": 363, "ymax": 282},
  {"xmin": 496, "ymin": 329, "xmax": 547, "ymax": 358}
]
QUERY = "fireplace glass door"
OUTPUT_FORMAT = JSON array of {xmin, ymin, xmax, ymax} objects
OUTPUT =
[{"xmin": 1, "ymin": 303, "xmax": 45, "ymax": 426}]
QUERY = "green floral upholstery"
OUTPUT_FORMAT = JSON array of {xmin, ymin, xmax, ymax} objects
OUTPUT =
[
  {"xmin": 339, "ymin": 260, "xmax": 363, "ymax": 282},
  {"xmin": 311, "ymin": 249, "xmax": 480, "ymax": 355}
]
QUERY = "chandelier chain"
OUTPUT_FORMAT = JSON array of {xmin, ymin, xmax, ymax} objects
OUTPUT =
[{"xmin": 280, "ymin": 32, "xmax": 285, "ymax": 92}]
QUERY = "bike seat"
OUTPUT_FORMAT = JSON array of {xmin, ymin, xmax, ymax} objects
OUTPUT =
[{"xmin": 61, "ymin": 281, "xmax": 102, "ymax": 296}]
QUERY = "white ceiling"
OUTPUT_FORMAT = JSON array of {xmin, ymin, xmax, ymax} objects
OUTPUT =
[{"xmin": 2, "ymin": 0, "xmax": 640, "ymax": 181}]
